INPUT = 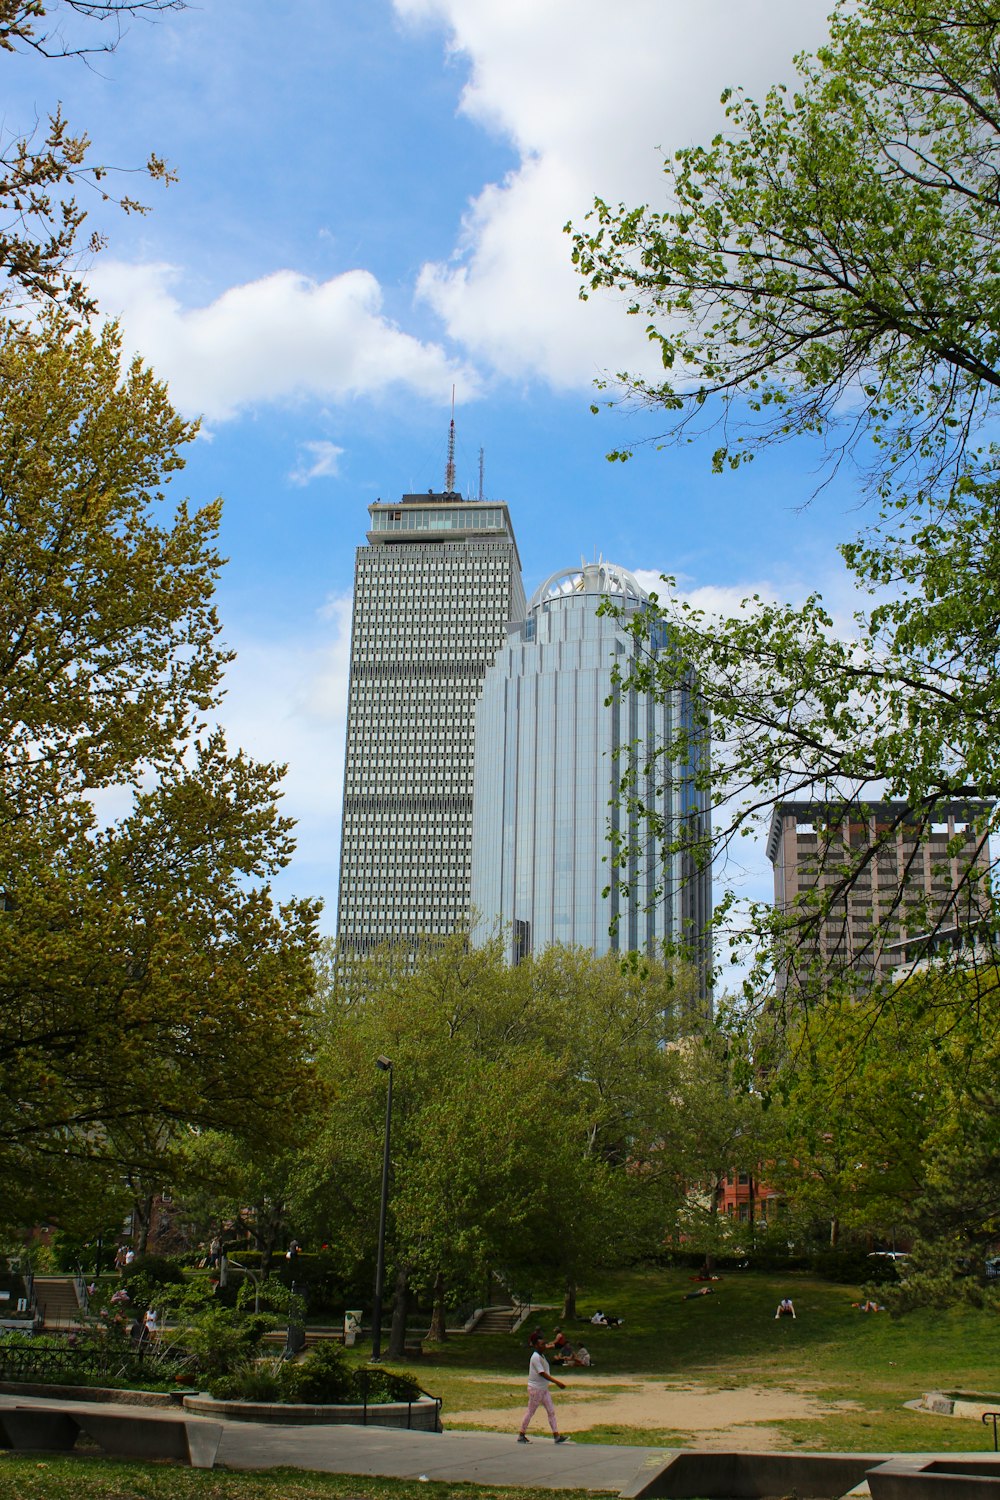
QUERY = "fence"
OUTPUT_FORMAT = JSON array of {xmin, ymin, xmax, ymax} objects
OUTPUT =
[{"xmin": 0, "ymin": 1340, "xmax": 182, "ymax": 1387}]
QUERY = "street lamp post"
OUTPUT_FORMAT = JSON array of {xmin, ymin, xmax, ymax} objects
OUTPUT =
[
  {"xmin": 371, "ymin": 1055, "xmax": 393, "ymax": 1361},
  {"xmin": 226, "ymin": 1258, "xmax": 260, "ymax": 1313}
]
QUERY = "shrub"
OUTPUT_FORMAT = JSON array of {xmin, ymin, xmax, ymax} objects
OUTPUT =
[
  {"xmin": 201, "ymin": 1343, "xmax": 422, "ymax": 1406},
  {"xmin": 208, "ymin": 1359, "xmax": 285, "ymax": 1403},
  {"xmin": 356, "ymin": 1366, "xmax": 422, "ymax": 1403},
  {"xmin": 123, "ymin": 1254, "xmax": 186, "ymax": 1290},
  {"xmin": 181, "ymin": 1304, "xmax": 276, "ymax": 1378},
  {"xmin": 809, "ymin": 1247, "xmax": 874, "ymax": 1284}
]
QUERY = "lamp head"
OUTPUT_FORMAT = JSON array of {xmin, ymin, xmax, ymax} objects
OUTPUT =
[{"xmin": 375, "ymin": 1056, "xmax": 393, "ymax": 1072}]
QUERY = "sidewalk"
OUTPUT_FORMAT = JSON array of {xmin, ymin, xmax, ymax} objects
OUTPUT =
[
  {"xmin": 215, "ymin": 1421, "xmax": 669, "ymax": 1491},
  {"xmin": 0, "ymin": 1393, "xmax": 669, "ymax": 1492}
]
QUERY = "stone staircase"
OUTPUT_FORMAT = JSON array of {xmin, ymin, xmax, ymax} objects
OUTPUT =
[
  {"xmin": 32, "ymin": 1276, "xmax": 84, "ymax": 1329},
  {"xmin": 473, "ymin": 1305, "xmax": 518, "ymax": 1334}
]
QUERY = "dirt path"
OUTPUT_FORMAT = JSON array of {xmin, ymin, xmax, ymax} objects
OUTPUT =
[{"xmin": 446, "ymin": 1376, "xmax": 860, "ymax": 1451}]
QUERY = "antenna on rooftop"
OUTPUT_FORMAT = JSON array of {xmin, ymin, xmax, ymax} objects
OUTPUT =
[
  {"xmin": 478, "ymin": 447, "xmax": 485, "ymax": 502},
  {"xmin": 444, "ymin": 385, "xmax": 456, "ymax": 494}
]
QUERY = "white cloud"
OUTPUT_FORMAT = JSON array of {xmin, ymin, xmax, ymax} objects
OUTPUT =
[
  {"xmin": 88, "ymin": 262, "xmax": 479, "ymax": 421},
  {"xmin": 632, "ymin": 564, "xmax": 866, "ymax": 632},
  {"xmin": 289, "ymin": 440, "xmax": 345, "ymax": 487},
  {"xmin": 400, "ymin": 0, "xmax": 834, "ymax": 387}
]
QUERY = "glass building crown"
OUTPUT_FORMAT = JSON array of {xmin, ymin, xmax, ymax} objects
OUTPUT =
[{"xmin": 470, "ymin": 559, "xmax": 711, "ymax": 990}]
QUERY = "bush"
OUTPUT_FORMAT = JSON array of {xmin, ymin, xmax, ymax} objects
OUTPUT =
[
  {"xmin": 809, "ymin": 1247, "xmax": 875, "ymax": 1283},
  {"xmin": 280, "ymin": 1343, "xmax": 355, "ymax": 1404},
  {"xmin": 356, "ymin": 1366, "xmax": 422, "ymax": 1403},
  {"xmin": 202, "ymin": 1343, "xmax": 422, "ymax": 1406},
  {"xmin": 123, "ymin": 1254, "xmax": 186, "ymax": 1290},
  {"xmin": 208, "ymin": 1359, "xmax": 284, "ymax": 1402},
  {"xmin": 181, "ymin": 1304, "xmax": 276, "ymax": 1378}
]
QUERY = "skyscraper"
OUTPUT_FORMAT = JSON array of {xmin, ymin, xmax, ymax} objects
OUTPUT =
[
  {"xmin": 470, "ymin": 560, "xmax": 712, "ymax": 989},
  {"xmin": 336, "ymin": 489, "xmax": 525, "ymax": 959}
]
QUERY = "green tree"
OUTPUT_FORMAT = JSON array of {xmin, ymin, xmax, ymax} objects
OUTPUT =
[
  {"xmin": 667, "ymin": 1025, "xmax": 777, "ymax": 1270},
  {"xmin": 313, "ymin": 936, "xmax": 707, "ymax": 1349},
  {"xmin": 1, "ymin": 0, "xmax": 179, "ymax": 314},
  {"xmin": 0, "ymin": 316, "xmax": 318, "ymax": 1233},
  {"xmin": 768, "ymin": 970, "xmax": 1000, "ymax": 1292},
  {"xmin": 570, "ymin": 0, "xmax": 1000, "ymax": 995}
]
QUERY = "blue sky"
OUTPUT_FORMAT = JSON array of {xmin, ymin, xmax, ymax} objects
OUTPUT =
[{"xmin": 9, "ymin": 0, "xmax": 857, "ymax": 952}]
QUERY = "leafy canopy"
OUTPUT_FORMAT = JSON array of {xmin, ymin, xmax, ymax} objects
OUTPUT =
[
  {"xmin": 0, "ymin": 317, "xmax": 318, "ymax": 1233},
  {"xmin": 572, "ymin": 0, "xmax": 1000, "ymax": 996}
]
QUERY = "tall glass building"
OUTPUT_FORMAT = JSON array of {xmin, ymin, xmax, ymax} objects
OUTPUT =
[
  {"xmin": 336, "ymin": 490, "xmax": 525, "ymax": 959},
  {"xmin": 470, "ymin": 561, "xmax": 711, "ymax": 985}
]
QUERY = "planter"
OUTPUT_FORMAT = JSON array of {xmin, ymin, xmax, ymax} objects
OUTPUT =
[{"xmin": 182, "ymin": 1392, "xmax": 442, "ymax": 1431}]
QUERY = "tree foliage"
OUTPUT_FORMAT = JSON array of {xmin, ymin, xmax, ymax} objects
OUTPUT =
[
  {"xmin": 0, "ymin": 0, "xmax": 180, "ymax": 314},
  {"xmin": 572, "ymin": 0, "xmax": 1000, "ymax": 494},
  {"xmin": 769, "ymin": 969, "xmax": 1000, "ymax": 1297},
  {"xmin": 310, "ymin": 936, "xmax": 706, "ymax": 1346},
  {"xmin": 0, "ymin": 317, "xmax": 318, "ymax": 1233},
  {"xmin": 571, "ymin": 0, "xmax": 1000, "ymax": 995}
]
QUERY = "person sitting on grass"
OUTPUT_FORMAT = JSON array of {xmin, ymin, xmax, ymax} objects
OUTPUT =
[
  {"xmin": 550, "ymin": 1328, "xmax": 573, "ymax": 1363},
  {"xmin": 775, "ymin": 1297, "xmax": 796, "ymax": 1319}
]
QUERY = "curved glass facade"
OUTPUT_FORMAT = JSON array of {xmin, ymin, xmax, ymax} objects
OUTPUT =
[{"xmin": 471, "ymin": 562, "xmax": 711, "ymax": 986}]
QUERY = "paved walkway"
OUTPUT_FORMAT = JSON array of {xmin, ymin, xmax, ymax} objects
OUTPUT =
[{"xmin": 0, "ymin": 1393, "xmax": 669, "ymax": 1492}]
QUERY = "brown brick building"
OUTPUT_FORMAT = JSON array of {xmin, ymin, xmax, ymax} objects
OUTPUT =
[{"xmin": 766, "ymin": 799, "xmax": 992, "ymax": 993}]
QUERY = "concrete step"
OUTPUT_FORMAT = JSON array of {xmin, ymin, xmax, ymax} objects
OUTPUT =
[
  {"xmin": 32, "ymin": 1277, "xmax": 83, "ymax": 1329},
  {"xmin": 475, "ymin": 1306, "xmax": 517, "ymax": 1333}
]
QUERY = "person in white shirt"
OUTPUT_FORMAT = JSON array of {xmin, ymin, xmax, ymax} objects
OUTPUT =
[
  {"xmin": 775, "ymin": 1297, "xmax": 796, "ymax": 1319},
  {"xmin": 517, "ymin": 1331, "xmax": 569, "ymax": 1443}
]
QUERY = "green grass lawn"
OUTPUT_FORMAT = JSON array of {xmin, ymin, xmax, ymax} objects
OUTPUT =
[
  {"xmin": 349, "ymin": 1266, "xmax": 1000, "ymax": 1450},
  {"xmin": 0, "ymin": 1458, "xmax": 615, "ymax": 1500},
  {"xmin": 2, "ymin": 1265, "xmax": 996, "ymax": 1494}
]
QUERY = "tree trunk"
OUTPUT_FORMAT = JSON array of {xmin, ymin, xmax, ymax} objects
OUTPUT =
[
  {"xmin": 830, "ymin": 1216, "xmax": 839, "ymax": 1248},
  {"xmin": 426, "ymin": 1269, "xmax": 447, "ymax": 1342},
  {"xmin": 387, "ymin": 1262, "xmax": 411, "ymax": 1359},
  {"xmin": 562, "ymin": 1278, "xmax": 577, "ymax": 1320},
  {"xmin": 254, "ymin": 1201, "xmax": 285, "ymax": 1278},
  {"xmin": 134, "ymin": 1192, "xmax": 154, "ymax": 1253}
]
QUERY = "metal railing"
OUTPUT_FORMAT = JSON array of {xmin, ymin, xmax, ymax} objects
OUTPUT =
[
  {"xmin": 984, "ymin": 1412, "xmax": 1000, "ymax": 1452},
  {"xmin": 0, "ymin": 1341, "xmax": 182, "ymax": 1385}
]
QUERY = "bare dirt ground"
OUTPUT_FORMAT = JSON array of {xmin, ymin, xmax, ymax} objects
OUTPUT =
[{"xmin": 446, "ymin": 1375, "xmax": 860, "ymax": 1450}]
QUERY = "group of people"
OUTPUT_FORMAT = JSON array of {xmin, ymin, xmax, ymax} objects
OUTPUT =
[{"xmin": 549, "ymin": 1328, "xmax": 592, "ymax": 1366}]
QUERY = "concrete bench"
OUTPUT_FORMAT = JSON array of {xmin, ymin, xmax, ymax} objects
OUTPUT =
[
  {"xmin": 0, "ymin": 1405, "xmax": 221, "ymax": 1468},
  {"xmin": 0, "ymin": 1409, "xmax": 81, "ymax": 1451}
]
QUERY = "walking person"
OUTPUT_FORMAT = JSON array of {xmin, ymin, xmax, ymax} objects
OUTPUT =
[{"xmin": 518, "ymin": 1331, "xmax": 569, "ymax": 1443}]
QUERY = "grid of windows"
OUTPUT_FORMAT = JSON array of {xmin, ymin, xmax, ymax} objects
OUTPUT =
[
  {"xmin": 470, "ymin": 564, "xmax": 712, "ymax": 995},
  {"xmin": 337, "ymin": 496, "xmax": 525, "ymax": 958},
  {"xmin": 767, "ymin": 800, "xmax": 992, "ymax": 991}
]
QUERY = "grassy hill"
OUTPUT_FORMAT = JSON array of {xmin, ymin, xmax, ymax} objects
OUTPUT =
[{"xmin": 372, "ymin": 1266, "xmax": 1000, "ymax": 1450}]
